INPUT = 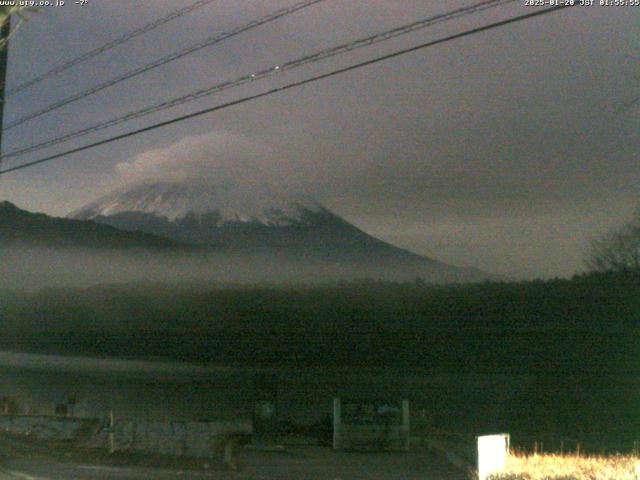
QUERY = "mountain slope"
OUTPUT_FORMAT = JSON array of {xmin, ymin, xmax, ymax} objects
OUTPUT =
[
  {"xmin": 0, "ymin": 201, "xmax": 182, "ymax": 250},
  {"xmin": 71, "ymin": 181, "xmax": 490, "ymax": 283}
]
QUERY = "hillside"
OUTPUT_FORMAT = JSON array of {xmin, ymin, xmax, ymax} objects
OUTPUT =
[
  {"xmin": 1, "ymin": 270, "xmax": 638, "ymax": 370},
  {"xmin": 1, "ymin": 271, "xmax": 637, "ymax": 450},
  {"xmin": 0, "ymin": 201, "xmax": 183, "ymax": 250}
]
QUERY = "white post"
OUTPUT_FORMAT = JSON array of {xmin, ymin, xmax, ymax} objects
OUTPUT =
[
  {"xmin": 477, "ymin": 433, "xmax": 509, "ymax": 480},
  {"xmin": 332, "ymin": 398, "xmax": 341, "ymax": 450}
]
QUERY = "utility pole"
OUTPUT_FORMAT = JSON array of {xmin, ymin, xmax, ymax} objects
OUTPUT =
[{"xmin": 0, "ymin": 13, "xmax": 10, "ymax": 160}]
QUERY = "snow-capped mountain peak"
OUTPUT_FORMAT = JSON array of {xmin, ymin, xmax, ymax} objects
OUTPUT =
[
  {"xmin": 72, "ymin": 181, "xmax": 324, "ymax": 226},
  {"xmin": 65, "ymin": 179, "xmax": 490, "ymax": 284}
]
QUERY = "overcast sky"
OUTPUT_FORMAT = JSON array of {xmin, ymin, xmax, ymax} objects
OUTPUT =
[{"xmin": 0, "ymin": 0, "xmax": 638, "ymax": 279}]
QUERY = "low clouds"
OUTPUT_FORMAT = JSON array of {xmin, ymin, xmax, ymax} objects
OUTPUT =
[{"xmin": 115, "ymin": 131, "xmax": 275, "ymax": 186}]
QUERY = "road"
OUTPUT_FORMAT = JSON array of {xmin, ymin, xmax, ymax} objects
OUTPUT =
[{"xmin": 0, "ymin": 446, "xmax": 467, "ymax": 480}]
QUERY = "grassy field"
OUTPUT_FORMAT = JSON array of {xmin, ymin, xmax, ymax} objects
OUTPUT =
[{"xmin": 488, "ymin": 451, "xmax": 640, "ymax": 480}]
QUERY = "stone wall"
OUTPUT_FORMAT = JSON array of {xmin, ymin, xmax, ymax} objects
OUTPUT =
[
  {"xmin": 0, "ymin": 415, "xmax": 91, "ymax": 441},
  {"xmin": 0, "ymin": 414, "xmax": 251, "ymax": 458},
  {"xmin": 83, "ymin": 418, "xmax": 251, "ymax": 458}
]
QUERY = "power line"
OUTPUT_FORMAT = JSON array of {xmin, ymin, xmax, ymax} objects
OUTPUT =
[
  {"xmin": 0, "ymin": 0, "xmax": 515, "ymax": 162},
  {"xmin": 3, "ymin": 0, "xmax": 327, "ymax": 131},
  {"xmin": 0, "ymin": 4, "xmax": 575, "ymax": 177},
  {"xmin": 3, "ymin": 0, "xmax": 219, "ymax": 98}
]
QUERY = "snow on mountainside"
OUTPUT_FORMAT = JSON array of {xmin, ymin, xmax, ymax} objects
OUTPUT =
[
  {"xmin": 72, "ymin": 181, "xmax": 324, "ymax": 226},
  {"xmin": 69, "ymin": 180, "xmax": 492, "ymax": 283}
]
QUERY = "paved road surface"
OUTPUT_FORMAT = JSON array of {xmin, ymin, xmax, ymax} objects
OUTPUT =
[{"xmin": 0, "ymin": 447, "xmax": 467, "ymax": 480}]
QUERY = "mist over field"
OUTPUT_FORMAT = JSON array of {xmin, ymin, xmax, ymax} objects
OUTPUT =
[
  {"xmin": 0, "ymin": 246, "xmax": 341, "ymax": 290},
  {"xmin": 0, "ymin": 246, "xmax": 476, "ymax": 291}
]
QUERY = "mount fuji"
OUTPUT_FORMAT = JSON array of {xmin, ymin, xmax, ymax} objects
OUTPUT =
[{"xmin": 71, "ymin": 180, "xmax": 489, "ymax": 283}]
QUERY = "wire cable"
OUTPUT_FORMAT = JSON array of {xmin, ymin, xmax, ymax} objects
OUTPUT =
[
  {"xmin": 3, "ymin": 0, "xmax": 327, "ymax": 131},
  {"xmin": 3, "ymin": 0, "xmax": 219, "ymax": 98},
  {"xmin": 0, "ymin": 0, "xmax": 515, "ymax": 161},
  {"xmin": 0, "ymin": 4, "xmax": 575, "ymax": 177}
]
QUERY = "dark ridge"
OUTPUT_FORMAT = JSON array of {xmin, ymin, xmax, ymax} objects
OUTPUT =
[{"xmin": 0, "ymin": 201, "xmax": 187, "ymax": 250}]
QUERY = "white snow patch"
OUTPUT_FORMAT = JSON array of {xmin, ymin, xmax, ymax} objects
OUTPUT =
[{"xmin": 72, "ymin": 180, "xmax": 324, "ymax": 226}]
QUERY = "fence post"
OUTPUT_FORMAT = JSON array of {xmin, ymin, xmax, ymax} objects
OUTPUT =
[
  {"xmin": 108, "ymin": 410, "xmax": 115, "ymax": 454},
  {"xmin": 401, "ymin": 400, "xmax": 410, "ymax": 451},
  {"xmin": 332, "ymin": 398, "xmax": 341, "ymax": 450},
  {"xmin": 223, "ymin": 437, "xmax": 238, "ymax": 470}
]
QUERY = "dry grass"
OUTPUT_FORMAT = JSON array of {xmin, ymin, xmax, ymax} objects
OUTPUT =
[{"xmin": 488, "ymin": 451, "xmax": 640, "ymax": 480}]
